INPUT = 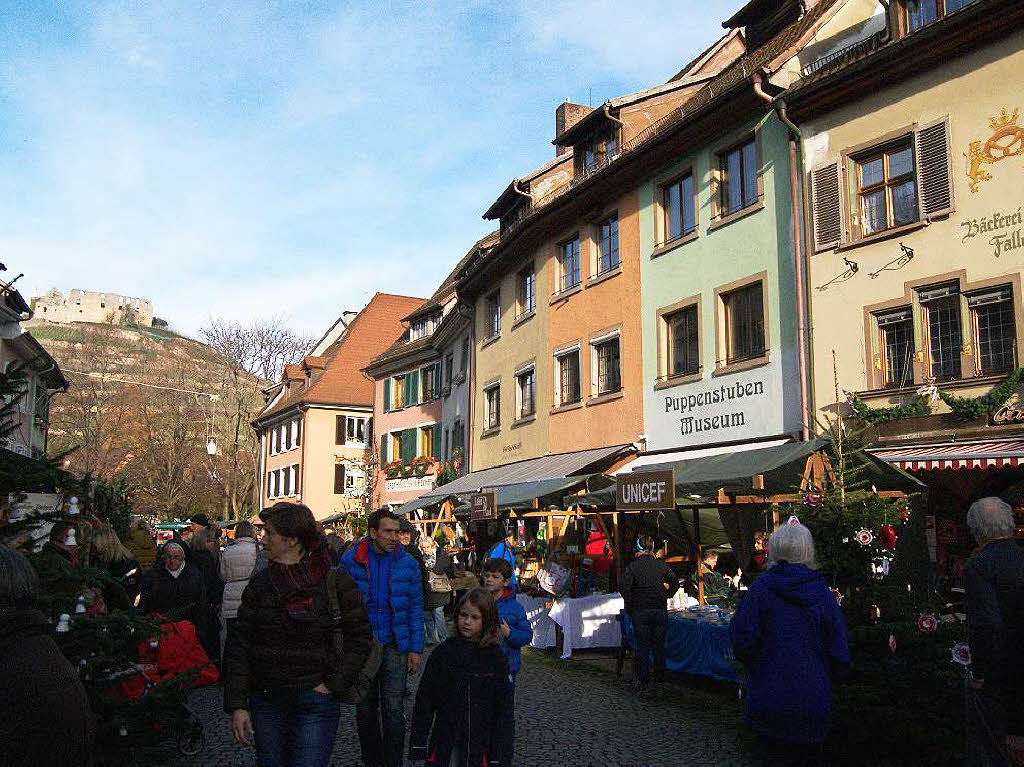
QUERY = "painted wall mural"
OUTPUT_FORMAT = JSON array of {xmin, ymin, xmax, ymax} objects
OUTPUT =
[{"xmin": 966, "ymin": 108, "xmax": 1024, "ymax": 193}]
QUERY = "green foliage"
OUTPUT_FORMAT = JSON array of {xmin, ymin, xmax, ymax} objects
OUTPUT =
[
  {"xmin": 848, "ymin": 393, "xmax": 932, "ymax": 424},
  {"xmin": 939, "ymin": 367, "xmax": 1022, "ymax": 420},
  {"xmin": 87, "ymin": 475, "xmax": 135, "ymax": 540}
]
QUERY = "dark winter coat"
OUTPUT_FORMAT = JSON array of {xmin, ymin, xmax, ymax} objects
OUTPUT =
[
  {"xmin": 965, "ymin": 538, "xmax": 1024, "ymax": 734},
  {"xmin": 620, "ymin": 553, "xmax": 679, "ymax": 613},
  {"xmin": 409, "ymin": 637, "xmax": 511, "ymax": 767},
  {"xmin": 191, "ymin": 548, "xmax": 224, "ymax": 607},
  {"xmin": 340, "ymin": 538, "xmax": 424, "ymax": 654},
  {"xmin": 496, "ymin": 588, "xmax": 532, "ymax": 677},
  {"xmin": 138, "ymin": 562, "xmax": 209, "ymax": 639},
  {"xmin": 0, "ymin": 608, "xmax": 94, "ymax": 766},
  {"xmin": 30, "ymin": 542, "xmax": 81, "ymax": 611},
  {"xmin": 222, "ymin": 565, "xmax": 372, "ymax": 711},
  {"xmin": 729, "ymin": 563, "xmax": 849, "ymax": 744}
]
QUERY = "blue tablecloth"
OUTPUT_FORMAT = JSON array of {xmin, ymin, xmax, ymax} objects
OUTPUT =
[{"xmin": 621, "ymin": 610, "xmax": 739, "ymax": 683}]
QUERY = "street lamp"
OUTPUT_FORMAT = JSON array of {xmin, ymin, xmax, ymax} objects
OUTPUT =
[{"xmin": 207, "ymin": 438, "xmax": 218, "ymax": 456}]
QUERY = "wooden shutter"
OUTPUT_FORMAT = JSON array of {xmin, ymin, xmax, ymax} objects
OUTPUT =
[
  {"xmin": 295, "ymin": 418, "xmax": 301, "ymax": 446},
  {"xmin": 915, "ymin": 116, "xmax": 954, "ymax": 219},
  {"xmin": 334, "ymin": 463, "xmax": 345, "ymax": 495},
  {"xmin": 383, "ymin": 378, "xmax": 392, "ymax": 412},
  {"xmin": 407, "ymin": 370, "xmax": 419, "ymax": 405},
  {"xmin": 366, "ymin": 417, "xmax": 373, "ymax": 445},
  {"xmin": 431, "ymin": 424, "xmax": 441, "ymax": 460},
  {"xmin": 380, "ymin": 436, "xmax": 388, "ymax": 469},
  {"xmin": 335, "ymin": 415, "xmax": 344, "ymax": 445},
  {"xmin": 401, "ymin": 428, "xmax": 416, "ymax": 461},
  {"xmin": 294, "ymin": 464, "xmax": 301, "ymax": 495},
  {"xmin": 810, "ymin": 161, "xmax": 843, "ymax": 252}
]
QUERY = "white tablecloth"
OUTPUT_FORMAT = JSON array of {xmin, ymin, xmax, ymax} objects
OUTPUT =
[
  {"xmin": 515, "ymin": 594, "xmax": 557, "ymax": 650},
  {"xmin": 547, "ymin": 593, "xmax": 625, "ymax": 659}
]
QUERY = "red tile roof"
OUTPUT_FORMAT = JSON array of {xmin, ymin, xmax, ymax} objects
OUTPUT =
[{"xmin": 255, "ymin": 292, "xmax": 424, "ymax": 422}]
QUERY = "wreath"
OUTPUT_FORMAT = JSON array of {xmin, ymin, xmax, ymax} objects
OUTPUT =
[
  {"xmin": 938, "ymin": 367, "xmax": 1022, "ymax": 420},
  {"xmin": 848, "ymin": 393, "xmax": 932, "ymax": 424}
]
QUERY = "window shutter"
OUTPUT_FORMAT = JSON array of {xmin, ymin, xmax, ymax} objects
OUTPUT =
[
  {"xmin": 380, "ymin": 436, "xmax": 388, "ymax": 469},
  {"xmin": 431, "ymin": 424, "xmax": 441, "ymax": 460},
  {"xmin": 401, "ymin": 428, "xmax": 416, "ymax": 461},
  {"xmin": 335, "ymin": 415, "xmax": 344, "ymax": 445},
  {"xmin": 810, "ymin": 161, "xmax": 843, "ymax": 251},
  {"xmin": 434, "ymin": 363, "xmax": 442, "ymax": 398},
  {"xmin": 294, "ymin": 464, "xmax": 301, "ymax": 495},
  {"xmin": 915, "ymin": 116, "xmax": 954, "ymax": 219},
  {"xmin": 383, "ymin": 378, "xmax": 392, "ymax": 412},
  {"xmin": 366, "ymin": 417, "xmax": 373, "ymax": 445},
  {"xmin": 334, "ymin": 463, "xmax": 345, "ymax": 494},
  {"xmin": 407, "ymin": 369, "xmax": 420, "ymax": 405},
  {"xmin": 295, "ymin": 419, "xmax": 301, "ymax": 446}
]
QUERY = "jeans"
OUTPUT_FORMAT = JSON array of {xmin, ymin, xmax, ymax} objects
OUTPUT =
[
  {"xmin": 355, "ymin": 644, "xmax": 408, "ymax": 767},
  {"xmin": 424, "ymin": 606, "xmax": 447, "ymax": 644},
  {"xmin": 632, "ymin": 609, "xmax": 668, "ymax": 687},
  {"xmin": 249, "ymin": 688, "xmax": 341, "ymax": 767}
]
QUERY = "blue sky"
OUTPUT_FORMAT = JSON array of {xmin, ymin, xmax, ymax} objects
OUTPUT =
[{"xmin": 1, "ymin": 0, "xmax": 738, "ymax": 337}]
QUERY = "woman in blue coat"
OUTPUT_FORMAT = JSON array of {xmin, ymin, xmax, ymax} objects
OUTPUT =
[{"xmin": 729, "ymin": 518, "xmax": 849, "ymax": 763}]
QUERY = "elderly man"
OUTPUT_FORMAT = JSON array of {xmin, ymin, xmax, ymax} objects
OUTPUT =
[
  {"xmin": 138, "ymin": 541, "xmax": 213, "ymax": 657},
  {"xmin": 964, "ymin": 496, "xmax": 1024, "ymax": 765}
]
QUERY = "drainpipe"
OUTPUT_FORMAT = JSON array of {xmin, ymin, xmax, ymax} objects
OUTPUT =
[
  {"xmin": 753, "ymin": 71, "xmax": 812, "ymax": 441},
  {"xmin": 603, "ymin": 103, "xmax": 626, "ymax": 150}
]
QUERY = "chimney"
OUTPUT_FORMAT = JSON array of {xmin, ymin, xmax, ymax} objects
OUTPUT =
[{"xmin": 555, "ymin": 100, "xmax": 593, "ymax": 156}]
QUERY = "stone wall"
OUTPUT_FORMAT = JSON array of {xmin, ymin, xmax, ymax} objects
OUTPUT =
[{"xmin": 31, "ymin": 288, "xmax": 154, "ymax": 327}]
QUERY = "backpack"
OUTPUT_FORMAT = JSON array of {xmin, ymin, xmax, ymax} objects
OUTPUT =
[{"xmin": 326, "ymin": 568, "xmax": 383, "ymax": 704}]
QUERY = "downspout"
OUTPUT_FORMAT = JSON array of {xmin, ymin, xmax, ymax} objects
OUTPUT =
[
  {"xmin": 603, "ymin": 103, "xmax": 626, "ymax": 150},
  {"xmin": 753, "ymin": 71, "xmax": 812, "ymax": 441}
]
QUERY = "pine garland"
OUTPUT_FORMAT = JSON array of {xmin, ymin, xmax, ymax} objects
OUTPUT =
[
  {"xmin": 938, "ymin": 367, "xmax": 1023, "ymax": 420},
  {"xmin": 848, "ymin": 393, "xmax": 932, "ymax": 424}
]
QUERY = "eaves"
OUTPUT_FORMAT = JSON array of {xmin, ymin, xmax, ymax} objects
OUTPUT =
[
  {"xmin": 362, "ymin": 339, "xmax": 440, "ymax": 379},
  {"xmin": 785, "ymin": 0, "xmax": 1024, "ymax": 122}
]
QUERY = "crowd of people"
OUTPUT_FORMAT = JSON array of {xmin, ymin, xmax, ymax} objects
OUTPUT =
[{"xmin": 3, "ymin": 495, "xmax": 1023, "ymax": 765}]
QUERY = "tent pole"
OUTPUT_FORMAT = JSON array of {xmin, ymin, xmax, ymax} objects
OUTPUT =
[
  {"xmin": 612, "ymin": 511, "xmax": 621, "ymax": 586},
  {"xmin": 694, "ymin": 507, "xmax": 704, "ymax": 606}
]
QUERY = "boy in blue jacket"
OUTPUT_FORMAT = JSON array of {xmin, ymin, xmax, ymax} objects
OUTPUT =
[{"xmin": 482, "ymin": 557, "xmax": 532, "ymax": 747}]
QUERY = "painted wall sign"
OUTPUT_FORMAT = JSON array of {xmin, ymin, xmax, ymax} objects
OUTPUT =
[
  {"xmin": 959, "ymin": 206, "xmax": 1024, "ymax": 257},
  {"xmin": 385, "ymin": 476, "xmax": 436, "ymax": 493},
  {"xmin": 470, "ymin": 490, "xmax": 498, "ymax": 521},
  {"xmin": 616, "ymin": 469, "xmax": 676, "ymax": 511},
  {"xmin": 966, "ymin": 108, "xmax": 1024, "ymax": 193},
  {"xmin": 663, "ymin": 378, "xmax": 767, "ymax": 437}
]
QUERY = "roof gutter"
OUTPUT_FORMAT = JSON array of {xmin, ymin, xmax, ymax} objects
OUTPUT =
[{"xmin": 753, "ymin": 70, "xmax": 811, "ymax": 442}]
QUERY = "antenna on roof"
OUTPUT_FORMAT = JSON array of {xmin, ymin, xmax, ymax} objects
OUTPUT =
[{"xmin": 589, "ymin": 87, "xmax": 593, "ymax": 107}]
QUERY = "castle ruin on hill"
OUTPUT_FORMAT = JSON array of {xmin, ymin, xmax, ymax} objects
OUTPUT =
[{"xmin": 29, "ymin": 288, "xmax": 164, "ymax": 328}]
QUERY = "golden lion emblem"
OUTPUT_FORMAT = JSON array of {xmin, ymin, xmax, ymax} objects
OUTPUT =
[{"xmin": 966, "ymin": 108, "xmax": 1024, "ymax": 193}]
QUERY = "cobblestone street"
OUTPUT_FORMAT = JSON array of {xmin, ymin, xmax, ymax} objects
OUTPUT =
[{"xmin": 168, "ymin": 648, "xmax": 754, "ymax": 766}]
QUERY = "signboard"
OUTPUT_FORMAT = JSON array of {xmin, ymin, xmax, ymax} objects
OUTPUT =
[
  {"xmin": 385, "ymin": 476, "xmax": 436, "ymax": 493},
  {"xmin": 470, "ymin": 490, "xmax": 498, "ymax": 521},
  {"xmin": 616, "ymin": 470, "xmax": 676, "ymax": 511}
]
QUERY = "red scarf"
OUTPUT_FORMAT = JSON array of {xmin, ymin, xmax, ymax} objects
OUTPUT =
[{"xmin": 268, "ymin": 542, "xmax": 332, "ymax": 621}]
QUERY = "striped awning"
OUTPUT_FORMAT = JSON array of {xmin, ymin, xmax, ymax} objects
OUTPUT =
[{"xmin": 871, "ymin": 440, "xmax": 1024, "ymax": 471}]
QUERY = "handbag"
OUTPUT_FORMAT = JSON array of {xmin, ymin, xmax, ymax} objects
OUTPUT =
[
  {"xmin": 427, "ymin": 569, "xmax": 453, "ymax": 593},
  {"xmin": 326, "ymin": 569, "xmax": 382, "ymax": 704}
]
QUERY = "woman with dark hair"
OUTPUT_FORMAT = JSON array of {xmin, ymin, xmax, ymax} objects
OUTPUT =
[
  {"xmin": 0, "ymin": 544, "xmax": 95, "ymax": 766},
  {"xmin": 409, "ymin": 588, "xmax": 511, "ymax": 767},
  {"xmin": 223, "ymin": 503, "xmax": 372, "ymax": 766}
]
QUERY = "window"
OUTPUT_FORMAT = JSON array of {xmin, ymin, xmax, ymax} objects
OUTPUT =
[
  {"xmin": 420, "ymin": 426, "xmax": 434, "ymax": 459},
  {"xmin": 294, "ymin": 419, "xmax": 301, "ymax": 447},
  {"xmin": 422, "ymin": 365, "xmax": 437, "ymax": 401},
  {"xmin": 723, "ymin": 282, "xmax": 766, "ymax": 363},
  {"xmin": 516, "ymin": 367, "xmax": 536, "ymax": 419},
  {"xmin": 443, "ymin": 428, "xmax": 449, "ymax": 460},
  {"xmin": 876, "ymin": 308, "xmax": 915, "ymax": 388},
  {"xmin": 719, "ymin": 138, "xmax": 758, "ymax": 216},
  {"xmin": 596, "ymin": 215, "xmax": 619, "ymax": 275},
  {"xmin": 581, "ymin": 130, "xmax": 618, "ymax": 172},
  {"xmin": 393, "ymin": 375, "xmax": 406, "ymax": 409},
  {"xmin": 556, "ymin": 350, "xmax": 581, "ymax": 406},
  {"xmin": 266, "ymin": 471, "xmax": 274, "ymax": 498},
  {"xmin": 856, "ymin": 141, "xmax": 918, "ymax": 236},
  {"xmin": 517, "ymin": 264, "xmax": 536, "ymax": 317},
  {"xmin": 905, "ymin": 0, "xmax": 976, "ymax": 33},
  {"xmin": 486, "ymin": 292, "xmax": 501, "ymax": 339},
  {"xmin": 282, "ymin": 466, "xmax": 291, "ymax": 496},
  {"xmin": 969, "ymin": 287, "xmax": 1017, "ymax": 374},
  {"xmin": 292, "ymin": 464, "xmax": 300, "ymax": 495},
  {"xmin": 484, "ymin": 385, "xmax": 500, "ymax": 430},
  {"xmin": 460, "ymin": 337, "xmax": 470, "ymax": 374},
  {"xmin": 918, "ymin": 283, "xmax": 962, "ymax": 380},
  {"xmin": 346, "ymin": 416, "xmax": 368, "ymax": 445},
  {"xmin": 663, "ymin": 174, "xmax": 696, "ymax": 243},
  {"xmin": 666, "ymin": 305, "xmax": 700, "ymax": 377},
  {"xmin": 557, "ymin": 236, "xmax": 581, "ymax": 292},
  {"xmin": 284, "ymin": 421, "xmax": 293, "ymax": 451},
  {"xmin": 334, "ymin": 464, "xmax": 346, "ymax": 495},
  {"xmin": 452, "ymin": 419, "xmax": 464, "ymax": 459},
  {"xmin": 593, "ymin": 337, "xmax": 621, "ymax": 395},
  {"xmin": 444, "ymin": 353, "xmax": 454, "ymax": 387},
  {"xmin": 389, "ymin": 432, "xmax": 403, "ymax": 462}
]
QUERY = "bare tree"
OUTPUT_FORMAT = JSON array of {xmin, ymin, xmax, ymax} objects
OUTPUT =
[{"xmin": 201, "ymin": 316, "xmax": 314, "ymax": 383}]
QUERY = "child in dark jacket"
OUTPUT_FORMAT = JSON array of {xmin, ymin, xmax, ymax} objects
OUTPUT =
[{"xmin": 409, "ymin": 588, "xmax": 511, "ymax": 767}]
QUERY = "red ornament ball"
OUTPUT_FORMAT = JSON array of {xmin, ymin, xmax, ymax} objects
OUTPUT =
[{"xmin": 879, "ymin": 524, "xmax": 898, "ymax": 550}]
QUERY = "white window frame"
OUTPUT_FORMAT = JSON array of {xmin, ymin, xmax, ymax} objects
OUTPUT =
[
  {"xmin": 589, "ymin": 330, "xmax": 622, "ymax": 397},
  {"xmin": 345, "ymin": 416, "xmax": 368, "ymax": 447},
  {"xmin": 515, "ymin": 363, "xmax": 536, "ymax": 420},
  {"xmin": 553, "ymin": 344, "xmax": 582, "ymax": 407},
  {"xmin": 483, "ymin": 382, "xmax": 501, "ymax": 430}
]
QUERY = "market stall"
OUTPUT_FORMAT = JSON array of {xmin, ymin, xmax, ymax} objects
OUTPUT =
[{"xmin": 620, "ymin": 607, "xmax": 738, "ymax": 683}]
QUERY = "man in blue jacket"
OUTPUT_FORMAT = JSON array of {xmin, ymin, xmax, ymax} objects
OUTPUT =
[{"xmin": 340, "ymin": 510, "xmax": 424, "ymax": 767}]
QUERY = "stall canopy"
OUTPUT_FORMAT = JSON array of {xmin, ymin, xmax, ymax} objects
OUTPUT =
[
  {"xmin": 393, "ymin": 444, "xmax": 632, "ymax": 517},
  {"xmin": 871, "ymin": 439, "xmax": 1024, "ymax": 471},
  {"xmin": 570, "ymin": 436, "xmax": 923, "ymax": 507}
]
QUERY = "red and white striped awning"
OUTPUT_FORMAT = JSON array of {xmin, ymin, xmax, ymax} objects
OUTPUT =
[{"xmin": 871, "ymin": 440, "xmax": 1024, "ymax": 471}]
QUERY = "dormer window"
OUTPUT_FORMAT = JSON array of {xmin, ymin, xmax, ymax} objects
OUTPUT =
[
  {"xmin": 409, "ymin": 312, "xmax": 441, "ymax": 341},
  {"xmin": 901, "ymin": 0, "xmax": 977, "ymax": 35},
  {"xmin": 577, "ymin": 127, "xmax": 619, "ymax": 175}
]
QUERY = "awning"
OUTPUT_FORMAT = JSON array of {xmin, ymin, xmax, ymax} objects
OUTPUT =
[
  {"xmin": 571, "ymin": 436, "xmax": 922, "ymax": 507},
  {"xmin": 393, "ymin": 444, "xmax": 633, "ymax": 516},
  {"xmin": 609, "ymin": 439, "xmax": 791, "ymax": 475},
  {"xmin": 394, "ymin": 475, "xmax": 610, "ymax": 518},
  {"xmin": 871, "ymin": 440, "xmax": 1024, "ymax": 471}
]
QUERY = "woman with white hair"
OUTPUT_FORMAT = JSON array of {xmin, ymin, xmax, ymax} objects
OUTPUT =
[
  {"xmin": 729, "ymin": 517, "xmax": 849, "ymax": 763},
  {"xmin": 964, "ymin": 496, "xmax": 1024, "ymax": 765}
]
